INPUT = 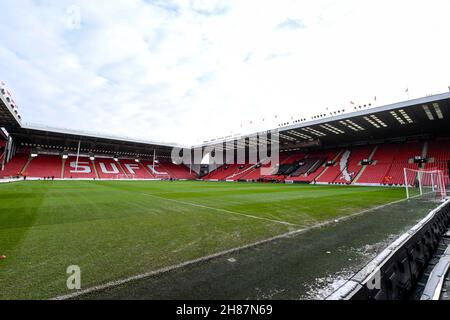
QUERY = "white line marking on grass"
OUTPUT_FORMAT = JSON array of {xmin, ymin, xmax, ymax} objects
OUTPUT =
[
  {"xmin": 51, "ymin": 228, "xmax": 304, "ymax": 300},
  {"xmin": 140, "ymin": 192, "xmax": 300, "ymax": 227},
  {"xmin": 51, "ymin": 196, "xmax": 412, "ymax": 300}
]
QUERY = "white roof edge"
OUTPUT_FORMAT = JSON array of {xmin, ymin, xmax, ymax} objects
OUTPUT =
[
  {"xmin": 1, "ymin": 92, "xmax": 187, "ymax": 149},
  {"xmin": 280, "ymin": 92, "xmax": 450, "ymax": 134},
  {"xmin": 5, "ymin": 91, "xmax": 450, "ymax": 150},
  {"xmin": 22, "ymin": 122, "xmax": 187, "ymax": 149},
  {"xmin": 195, "ymin": 92, "xmax": 450, "ymax": 148}
]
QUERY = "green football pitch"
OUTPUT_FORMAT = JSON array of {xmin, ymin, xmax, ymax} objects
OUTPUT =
[{"xmin": 0, "ymin": 180, "xmax": 406, "ymax": 299}]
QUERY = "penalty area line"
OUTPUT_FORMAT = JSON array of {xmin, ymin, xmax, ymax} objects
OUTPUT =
[{"xmin": 140, "ymin": 192, "xmax": 300, "ymax": 227}]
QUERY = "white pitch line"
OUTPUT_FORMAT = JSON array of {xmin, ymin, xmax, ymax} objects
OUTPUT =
[
  {"xmin": 51, "ymin": 195, "xmax": 415, "ymax": 300},
  {"xmin": 140, "ymin": 192, "xmax": 300, "ymax": 227},
  {"xmin": 51, "ymin": 227, "xmax": 305, "ymax": 300}
]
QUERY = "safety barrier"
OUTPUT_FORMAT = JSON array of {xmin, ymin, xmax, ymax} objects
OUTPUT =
[{"xmin": 327, "ymin": 199, "xmax": 450, "ymax": 300}]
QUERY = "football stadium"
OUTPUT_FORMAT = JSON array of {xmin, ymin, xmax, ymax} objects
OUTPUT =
[
  {"xmin": 0, "ymin": 1, "xmax": 450, "ymax": 305},
  {"xmin": 1, "ymin": 85, "xmax": 450, "ymax": 300}
]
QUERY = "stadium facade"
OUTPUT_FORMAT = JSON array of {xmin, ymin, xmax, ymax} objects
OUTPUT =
[{"xmin": 1, "ymin": 86, "xmax": 449, "ymax": 186}]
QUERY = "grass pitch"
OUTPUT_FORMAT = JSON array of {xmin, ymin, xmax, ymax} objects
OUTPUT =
[{"xmin": 0, "ymin": 180, "xmax": 405, "ymax": 299}]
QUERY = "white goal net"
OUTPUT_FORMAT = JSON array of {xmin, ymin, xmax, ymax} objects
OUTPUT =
[{"xmin": 404, "ymin": 168, "xmax": 446, "ymax": 201}]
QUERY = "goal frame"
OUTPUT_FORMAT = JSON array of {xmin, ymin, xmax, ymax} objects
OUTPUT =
[{"xmin": 404, "ymin": 168, "xmax": 446, "ymax": 201}]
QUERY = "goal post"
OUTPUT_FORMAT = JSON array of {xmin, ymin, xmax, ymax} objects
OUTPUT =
[{"xmin": 404, "ymin": 168, "xmax": 446, "ymax": 201}]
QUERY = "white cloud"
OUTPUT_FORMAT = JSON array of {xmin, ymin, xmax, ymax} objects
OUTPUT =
[{"xmin": 1, "ymin": 0, "xmax": 450, "ymax": 145}]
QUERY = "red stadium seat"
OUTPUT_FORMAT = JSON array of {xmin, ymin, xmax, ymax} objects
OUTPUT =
[
  {"xmin": 424, "ymin": 139, "xmax": 450, "ymax": 186},
  {"xmin": 64, "ymin": 157, "xmax": 97, "ymax": 179},
  {"xmin": 158, "ymin": 161, "xmax": 197, "ymax": 180},
  {"xmin": 357, "ymin": 142, "xmax": 422, "ymax": 184},
  {"xmin": 120, "ymin": 159, "xmax": 154, "ymax": 179},
  {"xmin": 0, "ymin": 139, "xmax": 445, "ymax": 186},
  {"xmin": 334, "ymin": 146, "xmax": 374, "ymax": 184},
  {"xmin": 27, "ymin": 155, "xmax": 63, "ymax": 178},
  {"xmin": 95, "ymin": 158, "xmax": 125, "ymax": 179},
  {"xmin": 0, "ymin": 153, "xmax": 29, "ymax": 177}
]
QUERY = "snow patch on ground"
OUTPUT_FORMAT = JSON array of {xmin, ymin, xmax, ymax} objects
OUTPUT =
[{"xmin": 302, "ymin": 233, "xmax": 400, "ymax": 300}]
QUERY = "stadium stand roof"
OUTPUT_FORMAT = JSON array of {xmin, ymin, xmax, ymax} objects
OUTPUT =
[
  {"xmin": 1, "ymin": 89, "xmax": 450, "ymax": 157},
  {"xmin": 201, "ymin": 92, "xmax": 450, "ymax": 152},
  {"xmin": 0, "ymin": 93, "xmax": 182, "ymax": 158},
  {"xmin": 277, "ymin": 92, "xmax": 450, "ymax": 149}
]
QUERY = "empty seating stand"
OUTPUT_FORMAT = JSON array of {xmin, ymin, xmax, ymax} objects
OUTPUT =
[
  {"xmin": 1, "ymin": 139, "xmax": 447, "ymax": 186},
  {"xmin": 203, "ymin": 164, "xmax": 243, "ymax": 180},
  {"xmin": 1, "ymin": 153, "xmax": 29, "ymax": 177},
  {"xmin": 95, "ymin": 158, "xmax": 125, "ymax": 179},
  {"xmin": 140, "ymin": 161, "xmax": 171, "ymax": 179},
  {"xmin": 27, "ymin": 155, "xmax": 62, "ymax": 179},
  {"xmin": 356, "ymin": 142, "xmax": 423, "ymax": 185},
  {"xmin": 229, "ymin": 165, "xmax": 259, "ymax": 180},
  {"xmin": 244, "ymin": 153, "xmax": 305, "ymax": 181},
  {"xmin": 119, "ymin": 159, "xmax": 154, "ymax": 179},
  {"xmin": 357, "ymin": 144, "xmax": 399, "ymax": 184},
  {"xmin": 334, "ymin": 146, "xmax": 374, "ymax": 184},
  {"xmin": 289, "ymin": 150, "xmax": 338, "ymax": 182},
  {"xmin": 290, "ymin": 158, "xmax": 322, "ymax": 177},
  {"xmin": 315, "ymin": 153, "xmax": 345, "ymax": 184},
  {"xmin": 425, "ymin": 139, "xmax": 450, "ymax": 186},
  {"xmin": 384, "ymin": 142, "xmax": 422, "ymax": 185},
  {"xmin": 158, "ymin": 161, "xmax": 197, "ymax": 180}
]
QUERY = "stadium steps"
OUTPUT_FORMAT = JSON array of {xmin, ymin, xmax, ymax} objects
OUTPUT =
[
  {"xmin": 352, "ymin": 146, "xmax": 378, "ymax": 184},
  {"xmin": 314, "ymin": 165, "xmax": 330, "ymax": 182},
  {"xmin": 352, "ymin": 165, "xmax": 367, "ymax": 184},
  {"xmin": 316, "ymin": 163, "xmax": 341, "ymax": 183},
  {"xmin": 368, "ymin": 145, "xmax": 378, "ymax": 161},
  {"xmin": 158, "ymin": 162, "xmax": 179, "ymax": 179},
  {"xmin": 1, "ymin": 153, "xmax": 30, "ymax": 177},
  {"xmin": 21, "ymin": 156, "xmax": 33, "ymax": 175},
  {"xmin": 224, "ymin": 164, "xmax": 252, "ymax": 180},
  {"xmin": 92, "ymin": 160, "xmax": 100, "ymax": 179},
  {"xmin": 314, "ymin": 150, "xmax": 342, "ymax": 182},
  {"xmin": 290, "ymin": 158, "xmax": 320, "ymax": 177},
  {"xmin": 383, "ymin": 141, "xmax": 423, "ymax": 184},
  {"xmin": 306, "ymin": 159, "xmax": 324, "ymax": 175},
  {"xmin": 227, "ymin": 162, "xmax": 260, "ymax": 180},
  {"xmin": 243, "ymin": 154, "xmax": 300, "ymax": 180},
  {"xmin": 116, "ymin": 161, "xmax": 129, "ymax": 178},
  {"xmin": 238, "ymin": 166, "xmax": 262, "ymax": 180},
  {"xmin": 61, "ymin": 158, "xmax": 66, "ymax": 179},
  {"xmin": 140, "ymin": 162, "xmax": 156, "ymax": 179},
  {"xmin": 119, "ymin": 159, "xmax": 153, "ymax": 179},
  {"xmin": 0, "ymin": 152, "xmax": 5, "ymax": 170},
  {"xmin": 202, "ymin": 164, "xmax": 224, "ymax": 179}
]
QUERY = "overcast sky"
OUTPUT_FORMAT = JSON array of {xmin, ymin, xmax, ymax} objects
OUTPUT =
[{"xmin": 1, "ymin": 0, "xmax": 450, "ymax": 146}]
